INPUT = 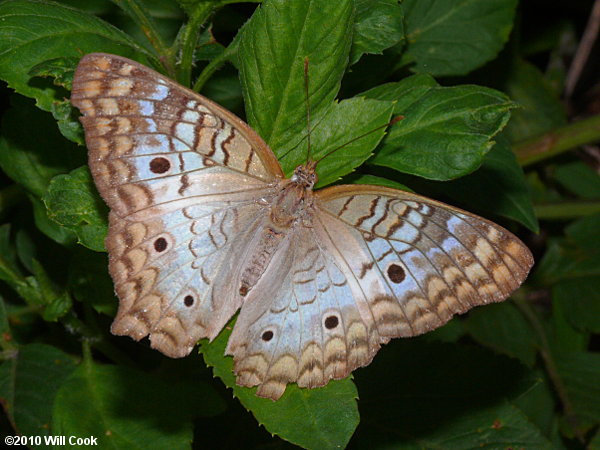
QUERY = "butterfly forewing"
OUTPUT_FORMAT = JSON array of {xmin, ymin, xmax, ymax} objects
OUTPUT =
[
  {"xmin": 71, "ymin": 53, "xmax": 282, "ymax": 357},
  {"xmin": 71, "ymin": 53, "xmax": 533, "ymax": 401}
]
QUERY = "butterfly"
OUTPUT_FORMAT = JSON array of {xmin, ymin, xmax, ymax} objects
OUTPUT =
[{"xmin": 70, "ymin": 53, "xmax": 534, "ymax": 400}]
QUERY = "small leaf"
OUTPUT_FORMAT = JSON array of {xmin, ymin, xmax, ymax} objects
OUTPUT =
[
  {"xmin": 28, "ymin": 56, "xmax": 79, "ymax": 90},
  {"xmin": 504, "ymin": 59, "xmax": 567, "ymax": 142},
  {"xmin": 351, "ymin": 0, "xmax": 404, "ymax": 64},
  {"xmin": 29, "ymin": 195, "xmax": 77, "ymax": 247},
  {"xmin": 402, "ymin": 0, "xmax": 518, "ymax": 76},
  {"xmin": 30, "ymin": 259, "xmax": 72, "ymax": 321},
  {"xmin": 0, "ymin": 344, "xmax": 78, "ymax": 438},
  {"xmin": 43, "ymin": 167, "xmax": 108, "ymax": 252},
  {"xmin": 536, "ymin": 213, "xmax": 600, "ymax": 283},
  {"xmin": 200, "ymin": 326, "xmax": 359, "ymax": 450}
]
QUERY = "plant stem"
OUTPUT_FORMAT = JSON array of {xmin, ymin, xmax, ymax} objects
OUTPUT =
[
  {"xmin": 176, "ymin": 4, "xmax": 215, "ymax": 86},
  {"xmin": 514, "ymin": 114, "xmax": 600, "ymax": 166},
  {"xmin": 512, "ymin": 294, "xmax": 584, "ymax": 442},
  {"xmin": 534, "ymin": 200, "xmax": 600, "ymax": 219},
  {"xmin": 110, "ymin": 0, "xmax": 173, "ymax": 75},
  {"xmin": 193, "ymin": 44, "xmax": 236, "ymax": 92}
]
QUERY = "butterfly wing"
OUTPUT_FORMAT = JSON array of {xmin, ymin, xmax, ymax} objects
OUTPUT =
[
  {"xmin": 315, "ymin": 185, "xmax": 534, "ymax": 337},
  {"xmin": 226, "ymin": 224, "xmax": 373, "ymax": 400},
  {"xmin": 226, "ymin": 184, "xmax": 533, "ymax": 400},
  {"xmin": 71, "ymin": 53, "xmax": 283, "ymax": 357}
]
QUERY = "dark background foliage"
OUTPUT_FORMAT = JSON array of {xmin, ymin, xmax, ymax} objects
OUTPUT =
[{"xmin": 0, "ymin": 0, "xmax": 598, "ymax": 448}]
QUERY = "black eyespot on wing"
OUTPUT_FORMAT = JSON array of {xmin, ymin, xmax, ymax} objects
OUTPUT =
[
  {"xmin": 324, "ymin": 315, "xmax": 339, "ymax": 329},
  {"xmin": 184, "ymin": 295, "xmax": 194, "ymax": 307},
  {"xmin": 150, "ymin": 157, "xmax": 170, "ymax": 174},
  {"xmin": 387, "ymin": 263, "xmax": 405, "ymax": 283},
  {"xmin": 154, "ymin": 237, "xmax": 168, "ymax": 252},
  {"xmin": 261, "ymin": 330, "xmax": 274, "ymax": 341}
]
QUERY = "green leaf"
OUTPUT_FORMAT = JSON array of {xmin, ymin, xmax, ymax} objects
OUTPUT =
[
  {"xmin": 0, "ymin": 226, "xmax": 71, "ymax": 320},
  {"xmin": 504, "ymin": 59, "xmax": 567, "ymax": 143},
  {"xmin": 29, "ymin": 195, "xmax": 78, "ymax": 246},
  {"xmin": 536, "ymin": 213, "xmax": 600, "ymax": 283},
  {"xmin": 68, "ymin": 248, "xmax": 116, "ymax": 315},
  {"xmin": 553, "ymin": 278, "xmax": 600, "ymax": 334},
  {"xmin": 28, "ymin": 56, "xmax": 79, "ymax": 90},
  {"xmin": 402, "ymin": 0, "xmax": 518, "ymax": 76},
  {"xmin": 433, "ymin": 137, "xmax": 538, "ymax": 231},
  {"xmin": 202, "ymin": 69, "xmax": 244, "ymax": 114},
  {"xmin": 0, "ymin": 95, "xmax": 84, "ymax": 198},
  {"xmin": 200, "ymin": 326, "xmax": 359, "ymax": 450},
  {"xmin": 465, "ymin": 302, "xmax": 537, "ymax": 366},
  {"xmin": 556, "ymin": 352, "xmax": 600, "ymax": 423},
  {"xmin": 238, "ymin": 0, "xmax": 353, "ymax": 161},
  {"xmin": 512, "ymin": 372, "xmax": 562, "ymax": 442},
  {"xmin": 0, "ymin": 225, "xmax": 44, "ymax": 307},
  {"xmin": 0, "ymin": 296, "xmax": 9, "ymax": 337},
  {"xmin": 342, "ymin": 173, "xmax": 412, "ymax": 191},
  {"xmin": 43, "ymin": 167, "xmax": 108, "ymax": 252},
  {"xmin": 53, "ymin": 360, "xmax": 226, "ymax": 449},
  {"xmin": 351, "ymin": 0, "xmax": 404, "ymax": 64},
  {"xmin": 361, "ymin": 72, "xmax": 438, "ymax": 109},
  {"xmin": 278, "ymin": 96, "xmax": 394, "ymax": 185},
  {"xmin": 30, "ymin": 259, "xmax": 72, "ymax": 321},
  {"xmin": 554, "ymin": 161, "xmax": 600, "ymax": 200},
  {"xmin": 535, "ymin": 213, "xmax": 600, "ymax": 335},
  {"xmin": 364, "ymin": 79, "xmax": 514, "ymax": 180},
  {"xmin": 0, "ymin": 344, "xmax": 78, "ymax": 438},
  {"xmin": 0, "ymin": 0, "xmax": 155, "ymax": 113}
]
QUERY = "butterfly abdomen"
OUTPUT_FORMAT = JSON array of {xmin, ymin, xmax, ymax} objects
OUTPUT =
[{"xmin": 239, "ymin": 226, "xmax": 285, "ymax": 296}]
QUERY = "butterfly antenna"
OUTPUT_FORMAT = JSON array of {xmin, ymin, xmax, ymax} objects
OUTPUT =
[
  {"xmin": 315, "ymin": 115, "xmax": 404, "ymax": 165},
  {"xmin": 304, "ymin": 57, "xmax": 313, "ymax": 163}
]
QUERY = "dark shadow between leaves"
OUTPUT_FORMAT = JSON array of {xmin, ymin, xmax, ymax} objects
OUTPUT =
[{"xmin": 349, "ymin": 338, "xmax": 531, "ymax": 448}]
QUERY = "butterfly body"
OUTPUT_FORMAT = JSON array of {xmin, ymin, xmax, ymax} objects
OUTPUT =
[{"xmin": 71, "ymin": 53, "xmax": 534, "ymax": 400}]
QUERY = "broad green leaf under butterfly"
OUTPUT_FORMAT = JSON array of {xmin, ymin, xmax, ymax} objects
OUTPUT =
[
  {"xmin": 70, "ymin": 52, "xmax": 533, "ymax": 405},
  {"xmin": 200, "ymin": 326, "xmax": 359, "ymax": 450}
]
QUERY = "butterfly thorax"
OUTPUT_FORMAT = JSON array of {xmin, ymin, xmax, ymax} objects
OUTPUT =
[{"xmin": 239, "ymin": 163, "xmax": 318, "ymax": 297}]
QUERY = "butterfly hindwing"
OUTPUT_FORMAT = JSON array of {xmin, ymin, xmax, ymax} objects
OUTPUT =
[{"xmin": 226, "ymin": 224, "xmax": 381, "ymax": 400}]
